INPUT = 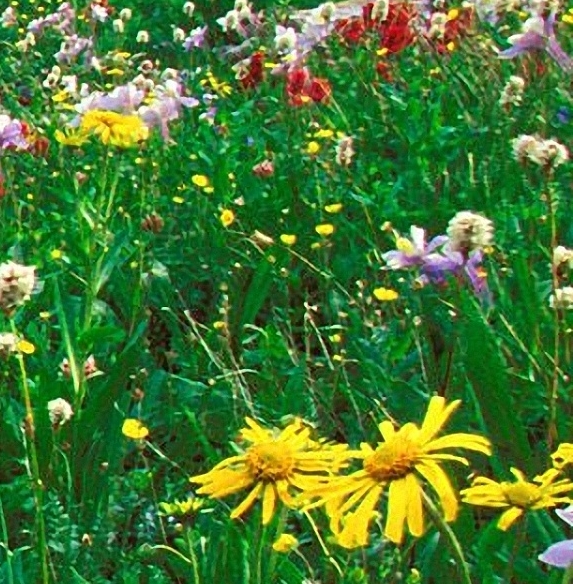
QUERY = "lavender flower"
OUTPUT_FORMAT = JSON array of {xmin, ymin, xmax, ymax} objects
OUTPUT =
[
  {"xmin": 539, "ymin": 506, "xmax": 573, "ymax": 568},
  {"xmin": 499, "ymin": 13, "xmax": 573, "ymax": 72},
  {"xmin": 183, "ymin": 25, "xmax": 208, "ymax": 50},
  {"xmin": 382, "ymin": 226, "xmax": 449, "ymax": 270},
  {"xmin": 0, "ymin": 115, "xmax": 28, "ymax": 152}
]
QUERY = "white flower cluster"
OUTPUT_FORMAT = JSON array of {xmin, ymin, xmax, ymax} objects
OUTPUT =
[
  {"xmin": 0, "ymin": 261, "xmax": 36, "ymax": 314},
  {"xmin": 447, "ymin": 211, "xmax": 494, "ymax": 254},
  {"xmin": 512, "ymin": 135, "xmax": 569, "ymax": 169}
]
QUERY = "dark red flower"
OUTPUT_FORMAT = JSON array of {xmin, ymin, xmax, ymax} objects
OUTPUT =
[
  {"xmin": 286, "ymin": 68, "xmax": 331, "ymax": 106},
  {"xmin": 239, "ymin": 51, "xmax": 265, "ymax": 89}
]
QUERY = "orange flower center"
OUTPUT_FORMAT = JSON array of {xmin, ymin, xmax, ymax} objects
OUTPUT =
[
  {"xmin": 501, "ymin": 482, "xmax": 541, "ymax": 508},
  {"xmin": 364, "ymin": 438, "xmax": 419, "ymax": 481},
  {"xmin": 246, "ymin": 441, "xmax": 295, "ymax": 481}
]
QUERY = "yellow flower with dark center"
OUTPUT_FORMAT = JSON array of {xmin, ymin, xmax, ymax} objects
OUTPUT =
[
  {"xmin": 460, "ymin": 467, "xmax": 573, "ymax": 530},
  {"xmin": 302, "ymin": 396, "xmax": 491, "ymax": 547},
  {"xmin": 220, "ymin": 209, "xmax": 235, "ymax": 228},
  {"xmin": 79, "ymin": 110, "xmax": 149, "ymax": 148},
  {"xmin": 189, "ymin": 417, "xmax": 349, "ymax": 525}
]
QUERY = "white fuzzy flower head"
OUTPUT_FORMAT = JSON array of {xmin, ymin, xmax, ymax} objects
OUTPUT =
[
  {"xmin": 550, "ymin": 287, "xmax": 573, "ymax": 310},
  {"xmin": 512, "ymin": 135, "xmax": 569, "ymax": 168},
  {"xmin": 447, "ymin": 211, "xmax": 494, "ymax": 253},
  {"xmin": 136, "ymin": 30, "xmax": 150, "ymax": 43},
  {"xmin": 48, "ymin": 398, "xmax": 74, "ymax": 428},
  {"xmin": 553, "ymin": 246, "xmax": 573, "ymax": 268},
  {"xmin": 0, "ymin": 261, "xmax": 36, "ymax": 313},
  {"xmin": 113, "ymin": 19, "xmax": 124, "ymax": 34},
  {"xmin": 335, "ymin": 135, "xmax": 355, "ymax": 167},
  {"xmin": 119, "ymin": 8, "xmax": 132, "ymax": 21},
  {"xmin": 499, "ymin": 75, "xmax": 525, "ymax": 107},
  {"xmin": 173, "ymin": 27, "xmax": 186, "ymax": 43},
  {"xmin": 0, "ymin": 332, "xmax": 19, "ymax": 355},
  {"xmin": 183, "ymin": 2, "xmax": 195, "ymax": 17}
]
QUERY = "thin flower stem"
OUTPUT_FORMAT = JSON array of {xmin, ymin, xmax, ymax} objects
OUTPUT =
[
  {"xmin": 421, "ymin": 491, "xmax": 472, "ymax": 584},
  {"xmin": 303, "ymin": 510, "xmax": 344, "ymax": 577},
  {"xmin": 11, "ymin": 321, "xmax": 50, "ymax": 584},
  {"xmin": 547, "ymin": 184, "xmax": 560, "ymax": 450},
  {"xmin": 0, "ymin": 495, "xmax": 15, "ymax": 584},
  {"xmin": 503, "ymin": 516, "xmax": 526, "ymax": 583},
  {"xmin": 185, "ymin": 528, "xmax": 201, "ymax": 584}
]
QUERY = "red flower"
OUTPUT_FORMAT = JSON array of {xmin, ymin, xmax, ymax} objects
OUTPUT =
[
  {"xmin": 239, "ymin": 51, "xmax": 265, "ymax": 89},
  {"xmin": 286, "ymin": 68, "xmax": 331, "ymax": 106},
  {"xmin": 378, "ymin": 3, "xmax": 416, "ymax": 53}
]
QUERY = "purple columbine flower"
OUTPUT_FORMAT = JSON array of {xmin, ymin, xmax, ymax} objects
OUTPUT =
[
  {"xmin": 539, "ymin": 506, "xmax": 573, "ymax": 568},
  {"xmin": 183, "ymin": 25, "xmax": 208, "ymax": 51},
  {"xmin": 499, "ymin": 13, "xmax": 573, "ymax": 73},
  {"xmin": 0, "ymin": 115, "xmax": 28, "ymax": 152},
  {"xmin": 382, "ymin": 226, "xmax": 449, "ymax": 270}
]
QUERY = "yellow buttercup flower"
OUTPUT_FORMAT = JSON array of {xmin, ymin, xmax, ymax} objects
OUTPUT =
[
  {"xmin": 280, "ymin": 234, "xmax": 297, "ymax": 246},
  {"xmin": 122, "ymin": 418, "xmax": 149, "ymax": 440},
  {"xmin": 80, "ymin": 110, "xmax": 149, "ymax": 148},
  {"xmin": 272, "ymin": 533, "xmax": 299, "ymax": 553},
  {"xmin": 192, "ymin": 174, "xmax": 210, "ymax": 188},
  {"xmin": 373, "ymin": 287, "xmax": 399, "ymax": 301},
  {"xmin": 302, "ymin": 396, "xmax": 491, "ymax": 547},
  {"xmin": 315, "ymin": 224, "xmax": 335, "ymax": 236},
  {"xmin": 461, "ymin": 468, "xmax": 573, "ymax": 530},
  {"xmin": 220, "ymin": 209, "xmax": 235, "ymax": 228},
  {"xmin": 306, "ymin": 141, "xmax": 320, "ymax": 155},
  {"xmin": 16, "ymin": 339, "xmax": 35, "ymax": 354},
  {"xmin": 189, "ymin": 417, "xmax": 349, "ymax": 525},
  {"xmin": 324, "ymin": 203, "xmax": 343, "ymax": 214}
]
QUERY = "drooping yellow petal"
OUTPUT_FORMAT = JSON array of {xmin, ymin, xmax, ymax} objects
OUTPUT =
[
  {"xmin": 193, "ymin": 469, "xmax": 254, "ymax": 498},
  {"xmin": 262, "ymin": 483, "xmax": 277, "ymax": 525},
  {"xmin": 415, "ymin": 460, "xmax": 458, "ymax": 521},
  {"xmin": 385, "ymin": 478, "xmax": 409, "ymax": 544},
  {"xmin": 230, "ymin": 481, "xmax": 264, "ymax": 520},
  {"xmin": 425, "ymin": 433, "xmax": 491, "ymax": 455},
  {"xmin": 404, "ymin": 473, "xmax": 424, "ymax": 538},
  {"xmin": 336, "ymin": 485, "xmax": 383, "ymax": 549},
  {"xmin": 497, "ymin": 506, "xmax": 524, "ymax": 531}
]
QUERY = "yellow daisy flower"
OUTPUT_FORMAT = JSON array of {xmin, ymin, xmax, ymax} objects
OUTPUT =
[
  {"xmin": 220, "ymin": 209, "xmax": 235, "ymax": 228},
  {"xmin": 79, "ymin": 110, "xmax": 149, "ymax": 148},
  {"xmin": 302, "ymin": 396, "xmax": 491, "ymax": 547},
  {"xmin": 460, "ymin": 467, "xmax": 573, "ymax": 530},
  {"xmin": 189, "ymin": 417, "xmax": 349, "ymax": 525}
]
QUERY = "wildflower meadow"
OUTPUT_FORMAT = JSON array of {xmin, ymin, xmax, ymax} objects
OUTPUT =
[{"xmin": 2, "ymin": 0, "xmax": 573, "ymax": 582}]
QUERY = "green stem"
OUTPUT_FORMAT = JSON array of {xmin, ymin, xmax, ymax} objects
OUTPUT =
[
  {"xmin": 422, "ymin": 491, "xmax": 472, "ymax": 584},
  {"xmin": 185, "ymin": 528, "xmax": 200, "ymax": 584},
  {"xmin": 503, "ymin": 517, "xmax": 526, "ymax": 584},
  {"xmin": 0, "ymin": 495, "xmax": 15, "ymax": 584},
  {"xmin": 11, "ymin": 321, "xmax": 50, "ymax": 584}
]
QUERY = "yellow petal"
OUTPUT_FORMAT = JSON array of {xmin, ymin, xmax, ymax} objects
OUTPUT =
[
  {"xmin": 405, "ymin": 473, "xmax": 424, "ymax": 538},
  {"xmin": 230, "ymin": 481, "xmax": 263, "ymax": 520},
  {"xmin": 418, "ymin": 397, "xmax": 461, "ymax": 444},
  {"xmin": 497, "ymin": 506, "xmax": 523, "ymax": 531},
  {"xmin": 336, "ymin": 485, "xmax": 383, "ymax": 549},
  {"xmin": 415, "ymin": 461, "xmax": 458, "ymax": 521},
  {"xmin": 262, "ymin": 483, "xmax": 277, "ymax": 525},
  {"xmin": 385, "ymin": 478, "xmax": 409, "ymax": 544},
  {"xmin": 426, "ymin": 433, "xmax": 491, "ymax": 455}
]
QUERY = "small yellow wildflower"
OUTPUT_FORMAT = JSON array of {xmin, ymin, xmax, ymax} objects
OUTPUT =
[
  {"xmin": 51, "ymin": 249, "xmax": 63, "ymax": 260},
  {"xmin": 373, "ymin": 287, "xmax": 399, "ymax": 301},
  {"xmin": 220, "ymin": 209, "xmax": 235, "ymax": 228},
  {"xmin": 377, "ymin": 47, "xmax": 389, "ymax": 56},
  {"xmin": 54, "ymin": 128, "xmax": 89, "ymax": 147},
  {"xmin": 272, "ymin": 534, "xmax": 299, "ymax": 553},
  {"xmin": 447, "ymin": 8, "xmax": 459, "ymax": 20},
  {"xmin": 122, "ymin": 419, "xmax": 149, "ymax": 440},
  {"xmin": 461, "ymin": 468, "xmax": 573, "ymax": 531},
  {"xmin": 280, "ymin": 234, "xmax": 297, "ymax": 246},
  {"xmin": 563, "ymin": 14, "xmax": 573, "ymax": 23},
  {"xmin": 172, "ymin": 196, "xmax": 184, "ymax": 204},
  {"xmin": 314, "ymin": 129, "xmax": 334, "ymax": 139},
  {"xmin": 329, "ymin": 333, "xmax": 342, "ymax": 343},
  {"xmin": 159, "ymin": 498, "xmax": 204, "ymax": 516},
  {"xmin": 306, "ymin": 141, "xmax": 320, "ymax": 155},
  {"xmin": 192, "ymin": 174, "xmax": 209, "ymax": 188},
  {"xmin": 324, "ymin": 203, "xmax": 343, "ymax": 214},
  {"xmin": 213, "ymin": 320, "xmax": 226, "ymax": 330},
  {"xmin": 315, "ymin": 223, "xmax": 335, "ymax": 236},
  {"xmin": 446, "ymin": 41, "xmax": 455, "ymax": 51},
  {"xmin": 52, "ymin": 90, "xmax": 69, "ymax": 103},
  {"xmin": 16, "ymin": 340, "xmax": 35, "ymax": 354}
]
